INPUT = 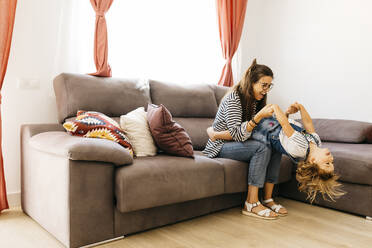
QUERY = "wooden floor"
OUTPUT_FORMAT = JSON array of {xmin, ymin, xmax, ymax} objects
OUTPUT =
[{"xmin": 1, "ymin": 197, "xmax": 372, "ymax": 248}]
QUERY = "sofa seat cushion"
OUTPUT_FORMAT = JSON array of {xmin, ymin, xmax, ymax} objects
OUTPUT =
[
  {"xmin": 29, "ymin": 131, "xmax": 133, "ymax": 166},
  {"xmin": 193, "ymin": 151, "xmax": 292, "ymax": 193},
  {"xmin": 211, "ymin": 157, "xmax": 248, "ymax": 193},
  {"xmin": 284, "ymin": 142, "xmax": 372, "ymax": 186},
  {"xmin": 115, "ymin": 153, "xmax": 224, "ymax": 213}
]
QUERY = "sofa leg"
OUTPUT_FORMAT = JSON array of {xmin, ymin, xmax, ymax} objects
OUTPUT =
[
  {"xmin": 366, "ymin": 216, "xmax": 372, "ymax": 221},
  {"xmin": 81, "ymin": 236, "xmax": 125, "ymax": 248}
]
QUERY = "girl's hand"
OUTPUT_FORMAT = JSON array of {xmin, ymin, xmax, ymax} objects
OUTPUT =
[
  {"xmin": 256, "ymin": 104, "xmax": 274, "ymax": 119},
  {"xmin": 285, "ymin": 102, "xmax": 301, "ymax": 115},
  {"xmin": 207, "ymin": 126, "xmax": 216, "ymax": 141}
]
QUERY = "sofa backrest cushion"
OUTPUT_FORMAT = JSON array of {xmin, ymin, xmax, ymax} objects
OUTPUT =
[
  {"xmin": 54, "ymin": 73, "xmax": 151, "ymax": 123},
  {"xmin": 149, "ymin": 80, "xmax": 219, "ymax": 118},
  {"xmin": 173, "ymin": 117, "xmax": 214, "ymax": 151},
  {"xmin": 213, "ymin": 84, "xmax": 230, "ymax": 106},
  {"xmin": 311, "ymin": 118, "xmax": 372, "ymax": 143}
]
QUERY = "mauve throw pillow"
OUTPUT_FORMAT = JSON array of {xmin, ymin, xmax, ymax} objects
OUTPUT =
[{"xmin": 147, "ymin": 104, "xmax": 194, "ymax": 158}]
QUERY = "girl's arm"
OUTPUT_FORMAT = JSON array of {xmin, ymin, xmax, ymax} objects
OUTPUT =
[
  {"xmin": 297, "ymin": 104, "xmax": 315, "ymax": 133},
  {"xmin": 271, "ymin": 104, "xmax": 295, "ymax": 138}
]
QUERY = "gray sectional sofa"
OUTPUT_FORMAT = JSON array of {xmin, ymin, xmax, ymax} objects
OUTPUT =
[{"xmin": 20, "ymin": 73, "xmax": 372, "ymax": 248}]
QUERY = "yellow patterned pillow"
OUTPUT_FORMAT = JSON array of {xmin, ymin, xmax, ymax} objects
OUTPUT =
[{"xmin": 63, "ymin": 111, "xmax": 134, "ymax": 157}]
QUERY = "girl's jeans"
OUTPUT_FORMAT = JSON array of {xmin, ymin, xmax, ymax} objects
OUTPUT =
[{"xmin": 216, "ymin": 139, "xmax": 282, "ymax": 188}]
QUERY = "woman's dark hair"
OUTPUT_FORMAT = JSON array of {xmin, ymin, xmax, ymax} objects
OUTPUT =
[{"xmin": 227, "ymin": 58, "xmax": 274, "ymax": 121}]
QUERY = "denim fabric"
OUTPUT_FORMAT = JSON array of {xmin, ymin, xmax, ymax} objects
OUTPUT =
[
  {"xmin": 252, "ymin": 117, "xmax": 306, "ymax": 164},
  {"xmin": 217, "ymin": 139, "xmax": 282, "ymax": 188}
]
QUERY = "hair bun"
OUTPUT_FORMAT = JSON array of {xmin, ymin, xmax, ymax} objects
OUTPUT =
[
  {"xmin": 248, "ymin": 58, "xmax": 257, "ymax": 73},
  {"xmin": 252, "ymin": 58, "xmax": 257, "ymax": 65}
]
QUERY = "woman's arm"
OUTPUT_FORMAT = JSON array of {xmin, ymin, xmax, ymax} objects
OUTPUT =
[
  {"xmin": 224, "ymin": 96, "xmax": 252, "ymax": 142},
  {"xmin": 224, "ymin": 96, "xmax": 272, "ymax": 141},
  {"xmin": 207, "ymin": 104, "xmax": 274, "ymax": 141},
  {"xmin": 207, "ymin": 127, "xmax": 233, "ymax": 141}
]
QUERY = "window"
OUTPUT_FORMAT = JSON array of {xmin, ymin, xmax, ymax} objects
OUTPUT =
[{"xmin": 78, "ymin": 0, "xmax": 224, "ymax": 84}]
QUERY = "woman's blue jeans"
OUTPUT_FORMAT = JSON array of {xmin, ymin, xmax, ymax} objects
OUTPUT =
[{"xmin": 216, "ymin": 139, "xmax": 282, "ymax": 188}]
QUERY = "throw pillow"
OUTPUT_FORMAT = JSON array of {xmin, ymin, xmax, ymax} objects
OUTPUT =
[
  {"xmin": 63, "ymin": 110, "xmax": 134, "ymax": 157},
  {"xmin": 120, "ymin": 107, "xmax": 157, "ymax": 157},
  {"xmin": 147, "ymin": 103, "xmax": 194, "ymax": 158}
]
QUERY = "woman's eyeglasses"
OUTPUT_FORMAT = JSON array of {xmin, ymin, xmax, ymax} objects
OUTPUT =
[{"xmin": 260, "ymin": 82, "xmax": 274, "ymax": 91}]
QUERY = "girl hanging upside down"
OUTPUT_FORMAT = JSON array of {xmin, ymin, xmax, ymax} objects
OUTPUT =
[{"xmin": 207, "ymin": 102, "xmax": 345, "ymax": 203}]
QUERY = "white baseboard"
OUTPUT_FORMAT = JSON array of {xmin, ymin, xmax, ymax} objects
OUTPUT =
[{"xmin": 7, "ymin": 191, "xmax": 21, "ymax": 208}]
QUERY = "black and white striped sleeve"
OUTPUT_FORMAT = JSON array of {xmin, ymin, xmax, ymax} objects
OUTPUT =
[{"xmin": 224, "ymin": 95, "xmax": 251, "ymax": 142}]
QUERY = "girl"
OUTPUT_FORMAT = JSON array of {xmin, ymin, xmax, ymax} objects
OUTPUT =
[
  {"xmin": 207, "ymin": 102, "xmax": 345, "ymax": 203},
  {"xmin": 203, "ymin": 59, "xmax": 287, "ymax": 220}
]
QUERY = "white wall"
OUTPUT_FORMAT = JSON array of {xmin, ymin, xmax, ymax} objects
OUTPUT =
[
  {"xmin": 240, "ymin": 0, "xmax": 372, "ymax": 122},
  {"xmin": 2, "ymin": 0, "xmax": 91, "ymax": 202}
]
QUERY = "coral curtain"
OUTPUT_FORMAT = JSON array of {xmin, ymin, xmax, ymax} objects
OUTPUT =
[
  {"xmin": 0, "ymin": 0, "xmax": 17, "ymax": 213},
  {"xmin": 89, "ymin": 0, "xmax": 113, "ymax": 77},
  {"xmin": 216, "ymin": 0, "xmax": 248, "ymax": 87}
]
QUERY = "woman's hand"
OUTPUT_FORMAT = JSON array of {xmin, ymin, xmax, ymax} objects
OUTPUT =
[
  {"xmin": 255, "ymin": 104, "xmax": 274, "ymax": 119},
  {"xmin": 207, "ymin": 126, "xmax": 217, "ymax": 141}
]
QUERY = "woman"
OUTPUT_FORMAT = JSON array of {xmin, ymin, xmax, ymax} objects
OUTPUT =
[
  {"xmin": 208, "ymin": 102, "xmax": 345, "ymax": 203},
  {"xmin": 202, "ymin": 59, "xmax": 287, "ymax": 220}
]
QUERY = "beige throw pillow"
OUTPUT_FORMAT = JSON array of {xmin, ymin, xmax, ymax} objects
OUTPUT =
[{"xmin": 120, "ymin": 107, "xmax": 157, "ymax": 157}]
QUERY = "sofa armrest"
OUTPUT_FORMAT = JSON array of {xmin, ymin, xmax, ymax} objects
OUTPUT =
[
  {"xmin": 21, "ymin": 124, "xmax": 119, "ymax": 247},
  {"xmin": 29, "ymin": 131, "xmax": 133, "ymax": 166},
  {"xmin": 21, "ymin": 123, "xmax": 64, "ymax": 142}
]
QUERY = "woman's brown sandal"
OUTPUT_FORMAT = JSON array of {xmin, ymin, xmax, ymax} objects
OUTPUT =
[
  {"xmin": 262, "ymin": 198, "xmax": 288, "ymax": 217},
  {"xmin": 241, "ymin": 201, "xmax": 279, "ymax": 220}
]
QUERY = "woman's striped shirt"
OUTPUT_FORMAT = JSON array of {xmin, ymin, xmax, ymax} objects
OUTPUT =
[{"xmin": 202, "ymin": 90, "xmax": 252, "ymax": 158}]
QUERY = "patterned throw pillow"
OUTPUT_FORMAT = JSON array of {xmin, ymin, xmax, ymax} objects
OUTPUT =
[
  {"xmin": 147, "ymin": 104, "xmax": 194, "ymax": 158},
  {"xmin": 63, "ymin": 111, "xmax": 134, "ymax": 157}
]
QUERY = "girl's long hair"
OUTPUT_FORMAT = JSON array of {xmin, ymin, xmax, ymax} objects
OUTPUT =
[{"xmin": 296, "ymin": 161, "xmax": 346, "ymax": 203}]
